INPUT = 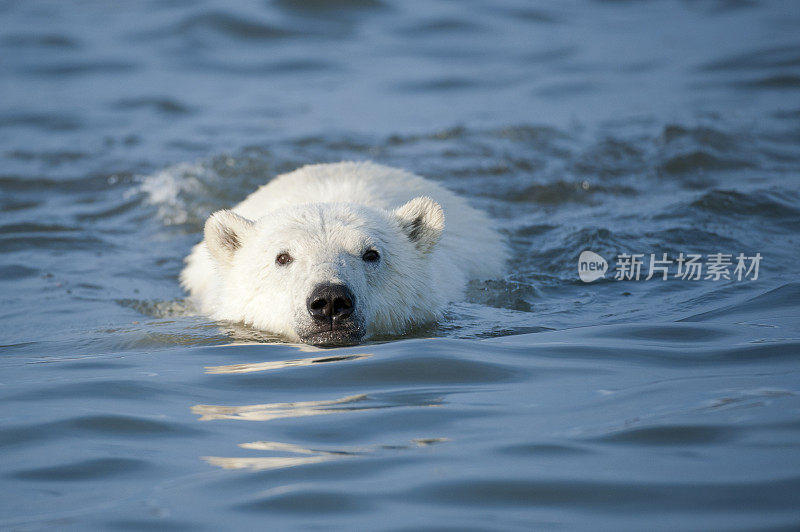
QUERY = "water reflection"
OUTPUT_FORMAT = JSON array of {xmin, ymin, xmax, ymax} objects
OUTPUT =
[
  {"xmin": 205, "ymin": 353, "xmax": 371, "ymax": 374},
  {"xmin": 239, "ymin": 440, "xmax": 354, "ymax": 454},
  {"xmin": 191, "ymin": 394, "xmax": 369, "ymax": 421},
  {"xmin": 203, "ymin": 438, "xmax": 448, "ymax": 471},
  {"xmin": 203, "ymin": 455, "xmax": 336, "ymax": 471},
  {"xmin": 195, "ymin": 387, "xmax": 449, "ymax": 472}
]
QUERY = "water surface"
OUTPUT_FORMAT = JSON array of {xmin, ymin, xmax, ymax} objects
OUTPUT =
[{"xmin": 1, "ymin": 0, "xmax": 800, "ymax": 529}]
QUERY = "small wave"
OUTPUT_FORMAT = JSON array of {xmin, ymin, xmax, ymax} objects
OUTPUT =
[
  {"xmin": 6, "ymin": 149, "xmax": 89, "ymax": 166},
  {"xmin": 661, "ymin": 124, "xmax": 742, "ymax": 152},
  {"xmin": 394, "ymin": 18, "xmax": 488, "ymax": 37},
  {"xmin": 0, "ymin": 223, "xmax": 78, "ymax": 235},
  {"xmin": 5, "ymin": 379, "xmax": 175, "ymax": 402},
  {"xmin": 133, "ymin": 162, "xmax": 216, "ymax": 227},
  {"xmin": 151, "ymin": 11, "xmax": 302, "ymax": 42},
  {"xmin": 10, "ymin": 458, "xmax": 150, "ymax": 482},
  {"xmin": 680, "ymin": 282, "xmax": 800, "ymax": 322},
  {"xmin": 112, "ymin": 97, "xmax": 193, "ymax": 115},
  {"xmin": 133, "ymin": 155, "xmax": 277, "ymax": 227},
  {"xmin": 0, "ymin": 173, "xmax": 120, "ymax": 192},
  {"xmin": 498, "ymin": 443, "xmax": 593, "ymax": 456},
  {"xmin": 591, "ymin": 424, "xmax": 737, "ymax": 446},
  {"xmin": 0, "ymin": 415, "xmax": 202, "ymax": 449},
  {"xmin": 69, "ymin": 415, "xmax": 204, "ymax": 437},
  {"xmin": 529, "ymin": 227, "xmax": 640, "ymax": 278},
  {"xmin": 592, "ymin": 323, "xmax": 729, "ymax": 343},
  {"xmin": 0, "ymin": 234, "xmax": 107, "ymax": 253},
  {"xmin": 235, "ymin": 490, "xmax": 370, "ymax": 514},
  {"xmin": 116, "ymin": 298, "xmax": 193, "ymax": 319},
  {"xmin": 186, "ymin": 57, "xmax": 341, "ymax": 76},
  {"xmin": 735, "ymin": 74, "xmax": 800, "ymax": 90},
  {"xmin": 0, "ymin": 112, "xmax": 81, "ymax": 131},
  {"xmin": 642, "ymin": 227, "xmax": 741, "ymax": 249},
  {"xmin": 660, "ymin": 150, "xmax": 755, "ymax": 174},
  {"xmin": 690, "ymin": 188, "xmax": 800, "ymax": 222},
  {"xmin": 20, "ymin": 60, "xmax": 136, "ymax": 77},
  {"xmin": 408, "ymin": 476, "xmax": 800, "ymax": 511},
  {"xmin": 465, "ymin": 279, "xmax": 541, "ymax": 313},
  {"xmin": 502, "ymin": 180, "xmax": 637, "ymax": 205},
  {"xmin": 571, "ymin": 137, "xmax": 646, "ymax": 178},
  {"xmin": 0, "ymin": 264, "xmax": 38, "ymax": 280},
  {"xmin": 76, "ymin": 196, "xmax": 148, "ymax": 222},
  {"xmin": 535, "ymin": 80, "xmax": 598, "ymax": 98},
  {"xmin": 274, "ymin": 0, "xmax": 387, "ymax": 13},
  {"xmin": 394, "ymin": 76, "xmax": 503, "ymax": 93},
  {"xmin": 501, "ymin": 7, "xmax": 560, "ymax": 24},
  {"xmin": 0, "ymin": 33, "xmax": 80, "ymax": 49},
  {"xmin": 699, "ymin": 44, "xmax": 800, "ymax": 72}
]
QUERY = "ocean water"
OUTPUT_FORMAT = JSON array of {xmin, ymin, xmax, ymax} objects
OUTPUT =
[{"xmin": 2, "ymin": 0, "xmax": 800, "ymax": 529}]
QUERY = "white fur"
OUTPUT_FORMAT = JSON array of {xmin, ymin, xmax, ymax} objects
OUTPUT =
[{"xmin": 181, "ymin": 161, "xmax": 507, "ymax": 343}]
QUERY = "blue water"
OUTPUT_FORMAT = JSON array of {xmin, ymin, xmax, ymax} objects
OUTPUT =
[{"xmin": 2, "ymin": 0, "xmax": 800, "ymax": 529}]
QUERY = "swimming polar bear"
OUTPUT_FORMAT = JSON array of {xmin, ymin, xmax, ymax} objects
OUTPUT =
[{"xmin": 181, "ymin": 161, "xmax": 507, "ymax": 346}]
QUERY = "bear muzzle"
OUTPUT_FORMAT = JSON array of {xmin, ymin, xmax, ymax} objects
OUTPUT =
[{"xmin": 302, "ymin": 283, "xmax": 364, "ymax": 346}]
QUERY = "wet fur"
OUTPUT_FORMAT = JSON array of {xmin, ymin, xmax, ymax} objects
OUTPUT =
[{"xmin": 181, "ymin": 161, "xmax": 507, "ymax": 343}]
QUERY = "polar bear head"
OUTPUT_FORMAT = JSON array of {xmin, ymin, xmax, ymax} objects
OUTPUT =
[{"xmin": 203, "ymin": 197, "xmax": 445, "ymax": 346}]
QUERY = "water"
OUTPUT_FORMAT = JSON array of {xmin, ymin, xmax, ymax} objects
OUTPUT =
[{"xmin": 2, "ymin": 0, "xmax": 800, "ymax": 529}]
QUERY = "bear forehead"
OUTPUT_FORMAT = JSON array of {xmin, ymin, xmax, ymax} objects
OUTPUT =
[
  {"xmin": 252, "ymin": 203, "xmax": 395, "ymax": 247},
  {"xmin": 260, "ymin": 202, "xmax": 381, "ymax": 226}
]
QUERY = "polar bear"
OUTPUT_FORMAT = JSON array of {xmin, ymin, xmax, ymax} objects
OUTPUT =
[{"xmin": 181, "ymin": 161, "xmax": 507, "ymax": 346}]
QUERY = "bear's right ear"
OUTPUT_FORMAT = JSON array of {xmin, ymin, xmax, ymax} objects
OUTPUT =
[{"xmin": 204, "ymin": 210, "xmax": 255, "ymax": 265}]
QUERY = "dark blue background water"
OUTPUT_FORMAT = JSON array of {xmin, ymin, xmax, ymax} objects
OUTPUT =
[{"xmin": 2, "ymin": 0, "xmax": 800, "ymax": 529}]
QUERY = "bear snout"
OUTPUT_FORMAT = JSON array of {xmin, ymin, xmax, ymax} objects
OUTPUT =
[{"xmin": 307, "ymin": 283, "xmax": 356, "ymax": 328}]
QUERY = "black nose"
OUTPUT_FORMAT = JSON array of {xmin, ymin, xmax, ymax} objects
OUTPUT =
[{"xmin": 307, "ymin": 284, "xmax": 355, "ymax": 326}]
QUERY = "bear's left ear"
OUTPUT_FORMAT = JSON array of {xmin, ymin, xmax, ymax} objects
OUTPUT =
[
  {"xmin": 204, "ymin": 209, "xmax": 255, "ymax": 266},
  {"xmin": 394, "ymin": 196, "xmax": 444, "ymax": 254}
]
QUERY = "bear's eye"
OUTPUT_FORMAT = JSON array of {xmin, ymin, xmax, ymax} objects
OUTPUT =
[
  {"xmin": 362, "ymin": 249, "xmax": 380, "ymax": 262},
  {"xmin": 275, "ymin": 252, "xmax": 293, "ymax": 265}
]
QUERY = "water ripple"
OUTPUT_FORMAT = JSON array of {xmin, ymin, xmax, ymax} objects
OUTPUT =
[
  {"xmin": 153, "ymin": 11, "xmax": 303, "ymax": 42},
  {"xmin": 590, "ymin": 424, "xmax": 737, "ymax": 446},
  {"xmin": 1, "ymin": 0, "xmax": 800, "ymax": 528},
  {"xmin": 410, "ymin": 476, "xmax": 800, "ymax": 510},
  {"xmin": 9, "ymin": 458, "xmax": 150, "ymax": 482}
]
